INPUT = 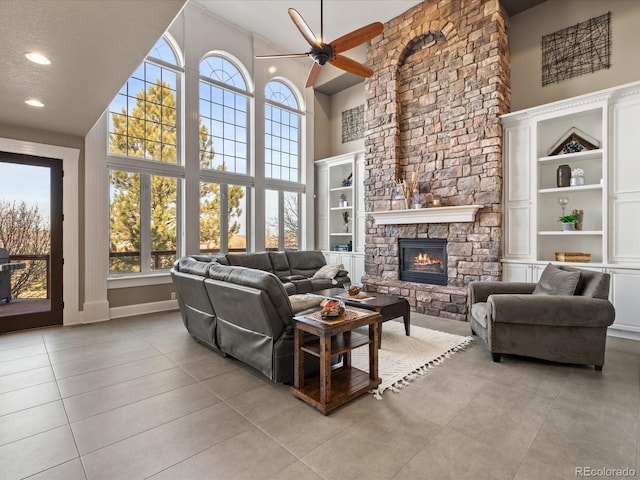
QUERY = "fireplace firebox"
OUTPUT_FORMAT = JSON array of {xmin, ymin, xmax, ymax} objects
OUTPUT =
[{"xmin": 399, "ymin": 238, "xmax": 447, "ymax": 285}]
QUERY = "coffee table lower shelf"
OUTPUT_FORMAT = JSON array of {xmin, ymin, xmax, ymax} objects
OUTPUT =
[{"xmin": 291, "ymin": 366, "xmax": 381, "ymax": 415}]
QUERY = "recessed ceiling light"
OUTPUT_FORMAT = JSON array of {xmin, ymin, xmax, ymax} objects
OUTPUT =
[
  {"xmin": 26, "ymin": 52, "xmax": 51, "ymax": 65},
  {"xmin": 25, "ymin": 99, "xmax": 45, "ymax": 107}
]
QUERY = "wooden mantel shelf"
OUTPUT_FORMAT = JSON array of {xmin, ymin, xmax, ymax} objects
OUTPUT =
[{"xmin": 371, "ymin": 205, "xmax": 483, "ymax": 225}]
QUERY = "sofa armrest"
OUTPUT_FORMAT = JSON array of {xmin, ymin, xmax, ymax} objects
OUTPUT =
[
  {"xmin": 280, "ymin": 275, "xmax": 306, "ymax": 282},
  {"xmin": 489, "ymin": 294, "xmax": 615, "ymax": 327},
  {"xmin": 469, "ymin": 281, "xmax": 536, "ymax": 304}
]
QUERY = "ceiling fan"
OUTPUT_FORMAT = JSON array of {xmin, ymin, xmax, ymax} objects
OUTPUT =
[{"xmin": 255, "ymin": 0, "xmax": 383, "ymax": 88}]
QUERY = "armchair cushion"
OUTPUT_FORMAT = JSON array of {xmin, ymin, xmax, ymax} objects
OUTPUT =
[
  {"xmin": 533, "ymin": 263, "xmax": 581, "ymax": 296},
  {"xmin": 470, "ymin": 302, "xmax": 490, "ymax": 329}
]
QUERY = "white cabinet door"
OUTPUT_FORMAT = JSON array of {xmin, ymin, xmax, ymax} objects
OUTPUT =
[
  {"xmin": 315, "ymin": 164, "xmax": 329, "ymax": 251},
  {"xmin": 355, "ymin": 152, "xmax": 366, "ymax": 253},
  {"xmin": 610, "ymin": 269, "xmax": 640, "ymax": 334},
  {"xmin": 503, "ymin": 123, "xmax": 533, "ymax": 259},
  {"xmin": 611, "ymin": 99, "xmax": 640, "ymax": 264},
  {"xmin": 502, "ymin": 263, "xmax": 532, "ymax": 282},
  {"xmin": 351, "ymin": 254, "xmax": 365, "ymax": 284}
]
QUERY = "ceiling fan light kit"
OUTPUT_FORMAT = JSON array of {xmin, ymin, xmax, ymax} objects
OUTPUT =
[{"xmin": 255, "ymin": 0, "xmax": 383, "ymax": 87}]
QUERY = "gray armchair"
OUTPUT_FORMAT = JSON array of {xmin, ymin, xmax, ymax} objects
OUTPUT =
[{"xmin": 468, "ymin": 265, "xmax": 615, "ymax": 370}]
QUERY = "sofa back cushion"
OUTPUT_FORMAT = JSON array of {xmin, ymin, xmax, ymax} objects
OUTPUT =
[
  {"xmin": 268, "ymin": 252, "xmax": 292, "ymax": 279},
  {"xmin": 559, "ymin": 265, "xmax": 610, "ymax": 299},
  {"xmin": 207, "ymin": 263, "xmax": 293, "ymax": 324},
  {"xmin": 286, "ymin": 250, "xmax": 327, "ymax": 277},
  {"xmin": 174, "ymin": 256, "xmax": 213, "ymax": 276},
  {"xmin": 226, "ymin": 252, "xmax": 273, "ymax": 272}
]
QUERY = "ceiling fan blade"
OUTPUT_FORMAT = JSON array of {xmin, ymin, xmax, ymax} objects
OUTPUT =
[
  {"xmin": 305, "ymin": 63, "xmax": 322, "ymax": 88},
  {"xmin": 288, "ymin": 8, "xmax": 320, "ymax": 48},
  {"xmin": 331, "ymin": 22, "xmax": 384, "ymax": 54},
  {"xmin": 330, "ymin": 54, "xmax": 374, "ymax": 78},
  {"xmin": 255, "ymin": 53, "xmax": 309, "ymax": 59}
]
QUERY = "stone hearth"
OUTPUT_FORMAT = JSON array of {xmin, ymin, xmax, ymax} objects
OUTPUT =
[{"xmin": 362, "ymin": 0, "xmax": 509, "ymax": 321}]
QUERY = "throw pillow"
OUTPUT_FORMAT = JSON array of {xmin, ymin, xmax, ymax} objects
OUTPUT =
[
  {"xmin": 289, "ymin": 294, "xmax": 324, "ymax": 314},
  {"xmin": 312, "ymin": 263, "xmax": 343, "ymax": 280},
  {"xmin": 533, "ymin": 263, "xmax": 581, "ymax": 296}
]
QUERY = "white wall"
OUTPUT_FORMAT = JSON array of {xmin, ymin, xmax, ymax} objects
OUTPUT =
[
  {"xmin": 510, "ymin": 0, "xmax": 640, "ymax": 111},
  {"xmin": 314, "ymin": 82, "xmax": 366, "ymax": 160},
  {"xmin": 313, "ymin": 93, "xmax": 332, "ymax": 159}
]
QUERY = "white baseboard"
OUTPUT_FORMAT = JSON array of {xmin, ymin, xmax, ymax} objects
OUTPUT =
[
  {"xmin": 608, "ymin": 327, "xmax": 640, "ymax": 341},
  {"xmin": 109, "ymin": 300, "xmax": 179, "ymax": 319}
]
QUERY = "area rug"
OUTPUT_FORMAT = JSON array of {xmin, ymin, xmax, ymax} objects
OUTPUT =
[{"xmin": 351, "ymin": 322, "xmax": 473, "ymax": 399}]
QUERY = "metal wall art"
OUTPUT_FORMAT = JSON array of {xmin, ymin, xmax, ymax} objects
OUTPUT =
[
  {"xmin": 542, "ymin": 12, "xmax": 611, "ymax": 86},
  {"xmin": 341, "ymin": 104, "xmax": 364, "ymax": 143}
]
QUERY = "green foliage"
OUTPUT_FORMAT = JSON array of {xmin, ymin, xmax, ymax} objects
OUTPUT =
[
  {"xmin": 558, "ymin": 214, "xmax": 579, "ymax": 223},
  {"xmin": 0, "ymin": 200, "xmax": 49, "ymax": 298},
  {"xmin": 109, "ymin": 79, "xmax": 244, "ymax": 272}
]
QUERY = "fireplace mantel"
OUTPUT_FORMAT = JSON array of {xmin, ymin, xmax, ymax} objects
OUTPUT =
[{"xmin": 371, "ymin": 205, "xmax": 483, "ymax": 225}]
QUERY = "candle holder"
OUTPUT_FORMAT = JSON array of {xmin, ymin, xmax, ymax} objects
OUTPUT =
[{"xmin": 557, "ymin": 197, "xmax": 569, "ymax": 216}]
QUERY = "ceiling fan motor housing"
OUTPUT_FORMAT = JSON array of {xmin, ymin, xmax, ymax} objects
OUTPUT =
[{"xmin": 310, "ymin": 43, "xmax": 333, "ymax": 65}]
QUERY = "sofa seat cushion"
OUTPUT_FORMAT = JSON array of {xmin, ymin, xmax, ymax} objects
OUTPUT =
[
  {"xmin": 533, "ymin": 263, "xmax": 581, "ymax": 296},
  {"xmin": 471, "ymin": 302, "xmax": 490, "ymax": 329},
  {"xmin": 289, "ymin": 294, "xmax": 324, "ymax": 314}
]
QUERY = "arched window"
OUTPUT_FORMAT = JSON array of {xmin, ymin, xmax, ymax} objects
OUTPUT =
[
  {"xmin": 199, "ymin": 55, "xmax": 249, "ymax": 174},
  {"xmin": 107, "ymin": 36, "xmax": 183, "ymax": 275},
  {"xmin": 108, "ymin": 37, "xmax": 180, "ymax": 163},
  {"xmin": 264, "ymin": 80, "xmax": 301, "ymax": 182}
]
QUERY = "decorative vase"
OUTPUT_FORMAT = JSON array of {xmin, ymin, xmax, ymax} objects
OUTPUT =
[
  {"xmin": 343, "ymin": 223, "xmax": 349, "ymax": 232},
  {"xmin": 557, "ymin": 164, "xmax": 571, "ymax": 187},
  {"xmin": 561, "ymin": 222, "xmax": 575, "ymax": 231},
  {"xmin": 570, "ymin": 176, "xmax": 585, "ymax": 186}
]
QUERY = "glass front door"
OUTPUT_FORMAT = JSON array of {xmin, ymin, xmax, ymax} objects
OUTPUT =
[{"xmin": 0, "ymin": 152, "xmax": 63, "ymax": 332}]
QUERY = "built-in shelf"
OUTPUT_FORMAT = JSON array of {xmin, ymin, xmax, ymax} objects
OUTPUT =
[
  {"xmin": 371, "ymin": 205, "xmax": 483, "ymax": 225},
  {"xmin": 538, "ymin": 184, "xmax": 602, "ymax": 194},
  {"xmin": 537, "ymin": 149, "xmax": 603, "ymax": 163},
  {"xmin": 538, "ymin": 230, "xmax": 603, "ymax": 236}
]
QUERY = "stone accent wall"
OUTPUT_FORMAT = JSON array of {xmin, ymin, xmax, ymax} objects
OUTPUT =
[{"xmin": 362, "ymin": 0, "xmax": 510, "ymax": 321}]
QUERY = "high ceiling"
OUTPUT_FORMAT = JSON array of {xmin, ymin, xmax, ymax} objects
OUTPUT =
[
  {"xmin": 0, "ymin": 0, "xmax": 546, "ymax": 139},
  {"xmin": 0, "ymin": 0, "xmax": 187, "ymax": 138}
]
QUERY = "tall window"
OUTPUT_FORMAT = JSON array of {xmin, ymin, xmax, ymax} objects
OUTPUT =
[
  {"xmin": 265, "ymin": 80, "xmax": 300, "ymax": 182},
  {"xmin": 199, "ymin": 56, "xmax": 249, "ymax": 174},
  {"xmin": 264, "ymin": 80, "xmax": 303, "ymax": 251},
  {"xmin": 107, "ymin": 37, "xmax": 183, "ymax": 275},
  {"xmin": 199, "ymin": 54, "xmax": 251, "ymax": 252}
]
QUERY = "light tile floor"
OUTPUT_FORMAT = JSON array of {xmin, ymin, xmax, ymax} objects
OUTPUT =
[{"xmin": 0, "ymin": 311, "xmax": 638, "ymax": 480}]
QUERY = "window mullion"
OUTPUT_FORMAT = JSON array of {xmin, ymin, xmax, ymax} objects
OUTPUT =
[
  {"xmin": 220, "ymin": 184, "xmax": 229, "ymax": 253},
  {"xmin": 140, "ymin": 175, "xmax": 152, "ymax": 273},
  {"xmin": 278, "ymin": 191, "xmax": 285, "ymax": 251}
]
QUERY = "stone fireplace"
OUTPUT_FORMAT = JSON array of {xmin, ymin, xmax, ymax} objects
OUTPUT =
[{"xmin": 361, "ymin": 0, "xmax": 509, "ymax": 321}]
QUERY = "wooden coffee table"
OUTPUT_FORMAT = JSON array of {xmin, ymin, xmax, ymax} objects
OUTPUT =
[
  {"xmin": 291, "ymin": 308, "xmax": 381, "ymax": 415},
  {"xmin": 316, "ymin": 288, "xmax": 411, "ymax": 348}
]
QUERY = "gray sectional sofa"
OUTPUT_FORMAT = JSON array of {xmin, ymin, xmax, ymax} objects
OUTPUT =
[{"xmin": 170, "ymin": 250, "xmax": 349, "ymax": 383}]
